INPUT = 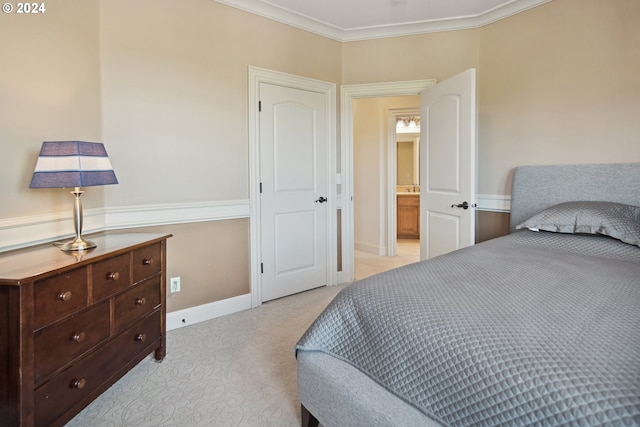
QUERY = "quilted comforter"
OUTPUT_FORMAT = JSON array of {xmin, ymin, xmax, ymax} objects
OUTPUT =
[{"xmin": 295, "ymin": 231, "xmax": 640, "ymax": 426}]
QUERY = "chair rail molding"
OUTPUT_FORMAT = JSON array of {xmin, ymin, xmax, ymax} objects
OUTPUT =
[
  {"xmin": 475, "ymin": 194, "xmax": 511, "ymax": 213},
  {"xmin": 0, "ymin": 199, "xmax": 250, "ymax": 252}
]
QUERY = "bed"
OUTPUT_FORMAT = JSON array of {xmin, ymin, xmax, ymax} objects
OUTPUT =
[{"xmin": 295, "ymin": 163, "xmax": 640, "ymax": 427}]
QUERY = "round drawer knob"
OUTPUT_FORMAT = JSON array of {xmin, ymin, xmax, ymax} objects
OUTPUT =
[
  {"xmin": 107, "ymin": 271, "xmax": 120, "ymax": 281},
  {"xmin": 72, "ymin": 332, "xmax": 86, "ymax": 343},
  {"xmin": 135, "ymin": 333, "xmax": 147, "ymax": 342},
  {"xmin": 135, "ymin": 297, "xmax": 146, "ymax": 306},
  {"xmin": 143, "ymin": 258, "xmax": 154, "ymax": 265},
  {"xmin": 72, "ymin": 378, "xmax": 87, "ymax": 389},
  {"xmin": 58, "ymin": 290, "xmax": 72, "ymax": 302}
]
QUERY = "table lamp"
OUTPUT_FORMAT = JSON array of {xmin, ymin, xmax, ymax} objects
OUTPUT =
[{"xmin": 30, "ymin": 141, "xmax": 118, "ymax": 251}]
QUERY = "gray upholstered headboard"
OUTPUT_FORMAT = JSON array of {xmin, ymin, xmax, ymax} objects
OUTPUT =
[{"xmin": 509, "ymin": 163, "xmax": 640, "ymax": 232}]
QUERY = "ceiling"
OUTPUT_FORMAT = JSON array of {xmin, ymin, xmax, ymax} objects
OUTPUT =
[{"xmin": 214, "ymin": 0, "xmax": 551, "ymax": 41}]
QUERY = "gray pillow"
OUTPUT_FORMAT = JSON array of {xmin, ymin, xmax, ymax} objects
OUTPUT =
[{"xmin": 516, "ymin": 201, "xmax": 640, "ymax": 246}]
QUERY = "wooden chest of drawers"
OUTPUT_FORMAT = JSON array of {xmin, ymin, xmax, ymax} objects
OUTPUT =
[{"xmin": 0, "ymin": 232, "xmax": 171, "ymax": 427}]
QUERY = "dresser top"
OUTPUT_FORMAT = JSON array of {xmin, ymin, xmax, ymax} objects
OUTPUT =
[{"xmin": 0, "ymin": 232, "xmax": 172, "ymax": 285}]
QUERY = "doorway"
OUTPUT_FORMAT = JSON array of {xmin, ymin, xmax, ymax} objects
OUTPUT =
[
  {"xmin": 351, "ymin": 102, "xmax": 421, "ymax": 279},
  {"xmin": 388, "ymin": 108, "xmax": 421, "ymax": 258},
  {"xmin": 339, "ymin": 80, "xmax": 435, "ymax": 285},
  {"xmin": 341, "ymin": 70, "xmax": 476, "ymax": 284}
]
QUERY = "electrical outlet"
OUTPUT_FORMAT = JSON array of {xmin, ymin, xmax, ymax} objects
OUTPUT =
[{"xmin": 170, "ymin": 277, "xmax": 181, "ymax": 293}]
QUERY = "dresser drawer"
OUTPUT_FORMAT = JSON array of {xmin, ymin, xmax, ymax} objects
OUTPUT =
[
  {"xmin": 114, "ymin": 277, "xmax": 160, "ymax": 332},
  {"xmin": 133, "ymin": 243, "xmax": 162, "ymax": 283},
  {"xmin": 34, "ymin": 301, "xmax": 111, "ymax": 384},
  {"xmin": 92, "ymin": 253, "xmax": 131, "ymax": 301},
  {"xmin": 34, "ymin": 310, "xmax": 161, "ymax": 427},
  {"xmin": 34, "ymin": 267, "xmax": 88, "ymax": 330},
  {"xmin": 112, "ymin": 309, "xmax": 162, "ymax": 366}
]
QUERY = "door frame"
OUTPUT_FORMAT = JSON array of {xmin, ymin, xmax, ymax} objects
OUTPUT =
[
  {"xmin": 387, "ymin": 107, "xmax": 421, "ymax": 257},
  {"xmin": 248, "ymin": 66, "xmax": 337, "ymax": 307},
  {"xmin": 339, "ymin": 80, "xmax": 435, "ymax": 285}
]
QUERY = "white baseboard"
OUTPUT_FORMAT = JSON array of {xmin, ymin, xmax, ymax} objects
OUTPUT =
[
  {"xmin": 354, "ymin": 241, "xmax": 386, "ymax": 255},
  {"xmin": 166, "ymin": 293, "xmax": 252, "ymax": 331}
]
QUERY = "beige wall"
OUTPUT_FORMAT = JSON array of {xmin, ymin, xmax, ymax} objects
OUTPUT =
[
  {"xmin": 99, "ymin": 0, "xmax": 342, "ymax": 206},
  {"xmin": 344, "ymin": 0, "xmax": 640, "ymax": 239},
  {"xmin": 478, "ymin": 0, "xmax": 640, "ymax": 195},
  {"xmin": 2, "ymin": 0, "xmax": 639, "ymax": 311},
  {"xmin": 353, "ymin": 96, "xmax": 419, "ymax": 253},
  {"xmin": 0, "ymin": 1, "xmax": 103, "ymax": 217},
  {"xmin": 353, "ymin": 98, "xmax": 382, "ymax": 253},
  {"xmin": 0, "ymin": 0, "xmax": 341, "ymax": 311},
  {"xmin": 476, "ymin": 211, "xmax": 510, "ymax": 243},
  {"xmin": 96, "ymin": 0, "xmax": 341, "ymax": 306},
  {"xmin": 342, "ymin": 29, "xmax": 480, "ymax": 85},
  {"xmin": 344, "ymin": 0, "xmax": 640, "ymax": 197},
  {"xmin": 125, "ymin": 220, "xmax": 250, "ymax": 313}
]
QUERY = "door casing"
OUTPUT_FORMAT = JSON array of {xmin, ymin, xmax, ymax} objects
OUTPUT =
[
  {"xmin": 340, "ymin": 80, "xmax": 435, "ymax": 285},
  {"xmin": 249, "ymin": 66, "xmax": 337, "ymax": 307}
]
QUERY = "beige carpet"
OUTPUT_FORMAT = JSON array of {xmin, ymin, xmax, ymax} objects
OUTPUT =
[
  {"xmin": 66, "ymin": 244, "xmax": 418, "ymax": 426},
  {"xmin": 66, "ymin": 284, "xmax": 345, "ymax": 427}
]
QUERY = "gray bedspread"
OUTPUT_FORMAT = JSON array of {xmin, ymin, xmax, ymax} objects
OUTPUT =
[{"xmin": 296, "ymin": 231, "xmax": 640, "ymax": 426}]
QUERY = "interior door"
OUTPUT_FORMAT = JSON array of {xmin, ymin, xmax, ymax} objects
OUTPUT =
[
  {"xmin": 259, "ymin": 83, "xmax": 328, "ymax": 301},
  {"xmin": 419, "ymin": 68, "xmax": 476, "ymax": 260}
]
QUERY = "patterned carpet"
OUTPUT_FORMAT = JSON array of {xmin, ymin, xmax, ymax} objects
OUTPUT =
[
  {"xmin": 66, "ymin": 284, "xmax": 346, "ymax": 427},
  {"xmin": 66, "ymin": 244, "xmax": 416, "ymax": 427}
]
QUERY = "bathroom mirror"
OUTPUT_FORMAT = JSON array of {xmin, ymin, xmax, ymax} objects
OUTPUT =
[{"xmin": 397, "ymin": 132, "xmax": 419, "ymax": 186}]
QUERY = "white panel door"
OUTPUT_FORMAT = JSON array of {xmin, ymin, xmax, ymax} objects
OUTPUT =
[
  {"xmin": 260, "ymin": 83, "xmax": 328, "ymax": 301},
  {"xmin": 420, "ymin": 69, "xmax": 476, "ymax": 260}
]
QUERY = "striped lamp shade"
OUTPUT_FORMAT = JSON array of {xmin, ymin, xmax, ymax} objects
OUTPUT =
[{"xmin": 30, "ymin": 141, "xmax": 118, "ymax": 188}]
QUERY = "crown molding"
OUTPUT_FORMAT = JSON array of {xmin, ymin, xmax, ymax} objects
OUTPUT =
[
  {"xmin": 215, "ymin": 0, "xmax": 345, "ymax": 40},
  {"xmin": 213, "ymin": 0, "xmax": 551, "ymax": 42}
]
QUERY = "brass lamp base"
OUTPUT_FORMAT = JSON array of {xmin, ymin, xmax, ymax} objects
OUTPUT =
[
  {"xmin": 59, "ymin": 236, "xmax": 96, "ymax": 251},
  {"xmin": 57, "ymin": 187, "xmax": 96, "ymax": 252}
]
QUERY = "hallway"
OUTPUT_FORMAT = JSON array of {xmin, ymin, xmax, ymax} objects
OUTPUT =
[{"xmin": 354, "ymin": 239, "xmax": 420, "ymax": 280}]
